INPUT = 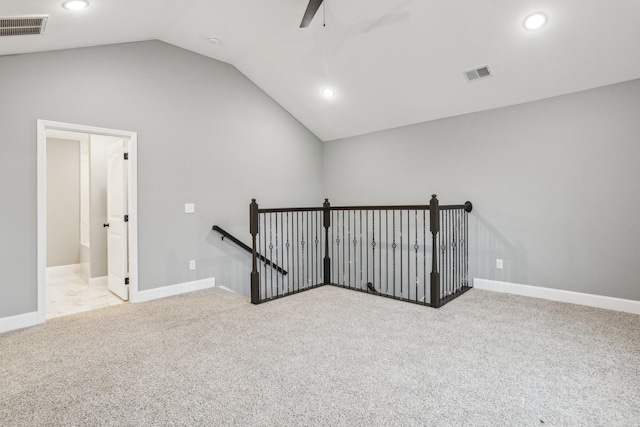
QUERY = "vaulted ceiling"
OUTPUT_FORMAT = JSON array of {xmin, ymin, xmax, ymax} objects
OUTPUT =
[{"xmin": 2, "ymin": 0, "xmax": 640, "ymax": 141}]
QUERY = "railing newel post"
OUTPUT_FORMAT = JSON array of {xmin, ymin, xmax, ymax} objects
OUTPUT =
[
  {"xmin": 429, "ymin": 194, "xmax": 441, "ymax": 308},
  {"xmin": 250, "ymin": 198, "xmax": 260, "ymax": 304},
  {"xmin": 323, "ymin": 198, "xmax": 331, "ymax": 285},
  {"xmin": 464, "ymin": 201, "xmax": 473, "ymax": 213}
]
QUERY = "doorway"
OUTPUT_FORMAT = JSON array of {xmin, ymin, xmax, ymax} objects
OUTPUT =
[{"xmin": 37, "ymin": 120, "xmax": 139, "ymax": 322}]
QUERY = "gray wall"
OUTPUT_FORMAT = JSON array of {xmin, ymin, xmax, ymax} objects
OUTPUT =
[
  {"xmin": 324, "ymin": 79, "xmax": 640, "ymax": 301},
  {"xmin": 0, "ymin": 40, "xmax": 323, "ymax": 318},
  {"xmin": 46, "ymin": 138, "xmax": 80, "ymax": 267}
]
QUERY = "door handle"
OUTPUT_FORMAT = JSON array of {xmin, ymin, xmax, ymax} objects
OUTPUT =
[{"xmin": 103, "ymin": 223, "xmax": 110, "ymax": 228}]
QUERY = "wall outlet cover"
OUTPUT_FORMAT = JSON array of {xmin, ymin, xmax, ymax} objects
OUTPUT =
[{"xmin": 185, "ymin": 203, "xmax": 195, "ymax": 214}]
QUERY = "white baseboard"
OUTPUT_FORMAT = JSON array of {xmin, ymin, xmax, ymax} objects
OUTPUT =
[
  {"xmin": 89, "ymin": 276, "xmax": 108, "ymax": 287},
  {"xmin": 0, "ymin": 311, "xmax": 42, "ymax": 334},
  {"xmin": 133, "ymin": 277, "xmax": 216, "ymax": 303},
  {"xmin": 46, "ymin": 263, "xmax": 82, "ymax": 277},
  {"xmin": 474, "ymin": 278, "xmax": 640, "ymax": 315}
]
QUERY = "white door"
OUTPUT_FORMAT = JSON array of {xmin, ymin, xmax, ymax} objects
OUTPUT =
[{"xmin": 107, "ymin": 139, "xmax": 129, "ymax": 300}]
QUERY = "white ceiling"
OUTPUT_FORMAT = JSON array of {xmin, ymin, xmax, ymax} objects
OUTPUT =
[{"xmin": 2, "ymin": 0, "xmax": 640, "ymax": 141}]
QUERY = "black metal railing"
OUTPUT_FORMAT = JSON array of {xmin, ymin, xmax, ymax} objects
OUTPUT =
[
  {"xmin": 250, "ymin": 195, "xmax": 472, "ymax": 308},
  {"xmin": 213, "ymin": 225, "xmax": 288, "ymax": 275}
]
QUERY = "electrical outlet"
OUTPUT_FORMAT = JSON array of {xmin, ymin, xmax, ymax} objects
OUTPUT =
[
  {"xmin": 185, "ymin": 203, "xmax": 195, "ymax": 214},
  {"xmin": 189, "ymin": 260, "xmax": 196, "ymax": 270},
  {"xmin": 496, "ymin": 259, "xmax": 504, "ymax": 269}
]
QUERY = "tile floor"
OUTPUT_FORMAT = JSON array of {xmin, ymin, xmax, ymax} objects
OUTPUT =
[{"xmin": 46, "ymin": 271, "xmax": 124, "ymax": 319}]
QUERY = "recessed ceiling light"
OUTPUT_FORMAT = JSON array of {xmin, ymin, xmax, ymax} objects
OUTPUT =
[
  {"xmin": 322, "ymin": 88, "xmax": 336, "ymax": 98},
  {"xmin": 62, "ymin": 0, "xmax": 89, "ymax": 11},
  {"xmin": 209, "ymin": 37, "xmax": 220, "ymax": 44},
  {"xmin": 523, "ymin": 12, "xmax": 547, "ymax": 30}
]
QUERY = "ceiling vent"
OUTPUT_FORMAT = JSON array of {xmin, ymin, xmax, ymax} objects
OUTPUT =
[
  {"xmin": 0, "ymin": 16, "xmax": 49, "ymax": 37},
  {"xmin": 464, "ymin": 65, "xmax": 492, "ymax": 82}
]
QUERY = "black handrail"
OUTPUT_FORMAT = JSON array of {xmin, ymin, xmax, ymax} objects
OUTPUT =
[
  {"xmin": 258, "ymin": 201, "xmax": 472, "ymax": 213},
  {"xmin": 212, "ymin": 225, "xmax": 288, "ymax": 276}
]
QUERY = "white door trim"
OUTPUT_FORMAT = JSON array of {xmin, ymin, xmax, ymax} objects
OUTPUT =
[{"xmin": 37, "ymin": 120, "xmax": 139, "ymax": 323}]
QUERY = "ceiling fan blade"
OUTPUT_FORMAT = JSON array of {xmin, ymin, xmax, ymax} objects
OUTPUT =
[{"xmin": 300, "ymin": 0, "xmax": 324, "ymax": 28}]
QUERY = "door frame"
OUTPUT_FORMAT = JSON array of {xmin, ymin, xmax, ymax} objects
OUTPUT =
[{"xmin": 37, "ymin": 120, "xmax": 139, "ymax": 322}]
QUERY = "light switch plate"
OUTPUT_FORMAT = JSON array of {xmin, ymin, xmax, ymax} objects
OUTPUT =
[{"xmin": 185, "ymin": 203, "xmax": 195, "ymax": 214}]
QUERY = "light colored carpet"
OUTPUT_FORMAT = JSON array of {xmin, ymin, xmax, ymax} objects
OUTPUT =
[{"xmin": 1, "ymin": 286, "xmax": 638, "ymax": 426}]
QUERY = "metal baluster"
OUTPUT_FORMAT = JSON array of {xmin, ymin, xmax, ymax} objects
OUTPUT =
[
  {"xmin": 260, "ymin": 213, "xmax": 269, "ymax": 300},
  {"xmin": 386, "ymin": 210, "xmax": 389, "ymax": 295},
  {"xmin": 407, "ymin": 209, "xmax": 411, "ymax": 300},
  {"xmin": 313, "ymin": 211, "xmax": 317, "ymax": 286},
  {"xmin": 438, "ymin": 212, "xmax": 442, "ymax": 299},
  {"xmin": 275, "ymin": 212, "xmax": 279, "ymax": 297},
  {"xmin": 269, "ymin": 213, "xmax": 274, "ymax": 298},
  {"xmin": 342, "ymin": 211, "xmax": 349, "ymax": 285},
  {"xmin": 372, "ymin": 210, "xmax": 376, "ymax": 293},
  {"xmin": 366, "ymin": 210, "xmax": 369, "ymax": 290},
  {"xmin": 308, "ymin": 211, "xmax": 312, "ymax": 287},
  {"xmin": 347, "ymin": 210, "xmax": 351, "ymax": 287},
  {"xmin": 262, "ymin": 213, "xmax": 267, "ymax": 299},
  {"xmin": 451, "ymin": 210, "xmax": 455, "ymax": 295},
  {"xmin": 454, "ymin": 210, "xmax": 458, "ymax": 294},
  {"xmin": 379, "ymin": 210, "xmax": 382, "ymax": 296},
  {"xmin": 448, "ymin": 210, "xmax": 452, "ymax": 297},
  {"xmin": 451, "ymin": 210, "xmax": 456, "ymax": 296},
  {"xmin": 299, "ymin": 211, "xmax": 303, "ymax": 291},
  {"xmin": 414, "ymin": 210, "xmax": 419, "ymax": 303},
  {"xmin": 454, "ymin": 211, "xmax": 458, "ymax": 294},
  {"xmin": 443, "ymin": 210, "xmax": 448, "ymax": 298},
  {"xmin": 392, "ymin": 210, "xmax": 396, "ymax": 298},
  {"xmin": 445, "ymin": 210, "xmax": 449, "ymax": 298},
  {"xmin": 457, "ymin": 209, "xmax": 464, "ymax": 290},
  {"xmin": 302, "ymin": 212, "xmax": 306, "ymax": 289},
  {"xmin": 257, "ymin": 212, "xmax": 262, "ymax": 301},
  {"xmin": 331, "ymin": 210, "xmax": 335, "ymax": 284},
  {"xmin": 277, "ymin": 212, "xmax": 281, "ymax": 296},
  {"xmin": 307, "ymin": 211, "xmax": 311, "ymax": 287},
  {"xmin": 400, "ymin": 210, "xmax": 403, "ymax": 297},
  {"xmin": 335, "ymin": 211, "xmax": 340, "ymax": 287},
  {"xmin": 441, "ymin": 210, "xmax": 445, "ymax": 299},
  {"xmin": 286, "ymin": 213, "xmax": 290, "ymax": 293},
  {"xmin": 453, "ymin": 210, "xmax": 457, "ymax": 294},
  {"xmin": 358, "ymin": 211, "xmax": 362, "ymax": 289},
  {"xmin": 423, "ymin": 209, "xmax": 427, "ymax": 305},
  {"xmin": 307, "ymin": 211, "xmax": 310, "ymax": 287},
  {"xmin": 352, "ymin": 211, "xmax": 357, "ymax": 290},
  {"xmin": 294, "ymin": 212, "xmax": 298, "ymax": 292}
]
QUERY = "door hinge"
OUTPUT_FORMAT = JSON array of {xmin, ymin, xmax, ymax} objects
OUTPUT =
[
  {"xmin": 125, "ymin": 278, "xmax": 130, "ymax": 285},
  {"xmin": 124, "ymin": 215, "xmax": 129, "ymax": 222},
  {"xmin": 124, "ymin": 153, "xmax": 129, "ymax": 160}
]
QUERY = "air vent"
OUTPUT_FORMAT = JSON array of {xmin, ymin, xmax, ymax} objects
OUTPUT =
[
  {"xmin": 0, "ymin": 16, "xmax": 48, "ymax": 37},
  {"xmin": 464, "ymin": 65, "xmax": 492, "ymax": 82}
]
